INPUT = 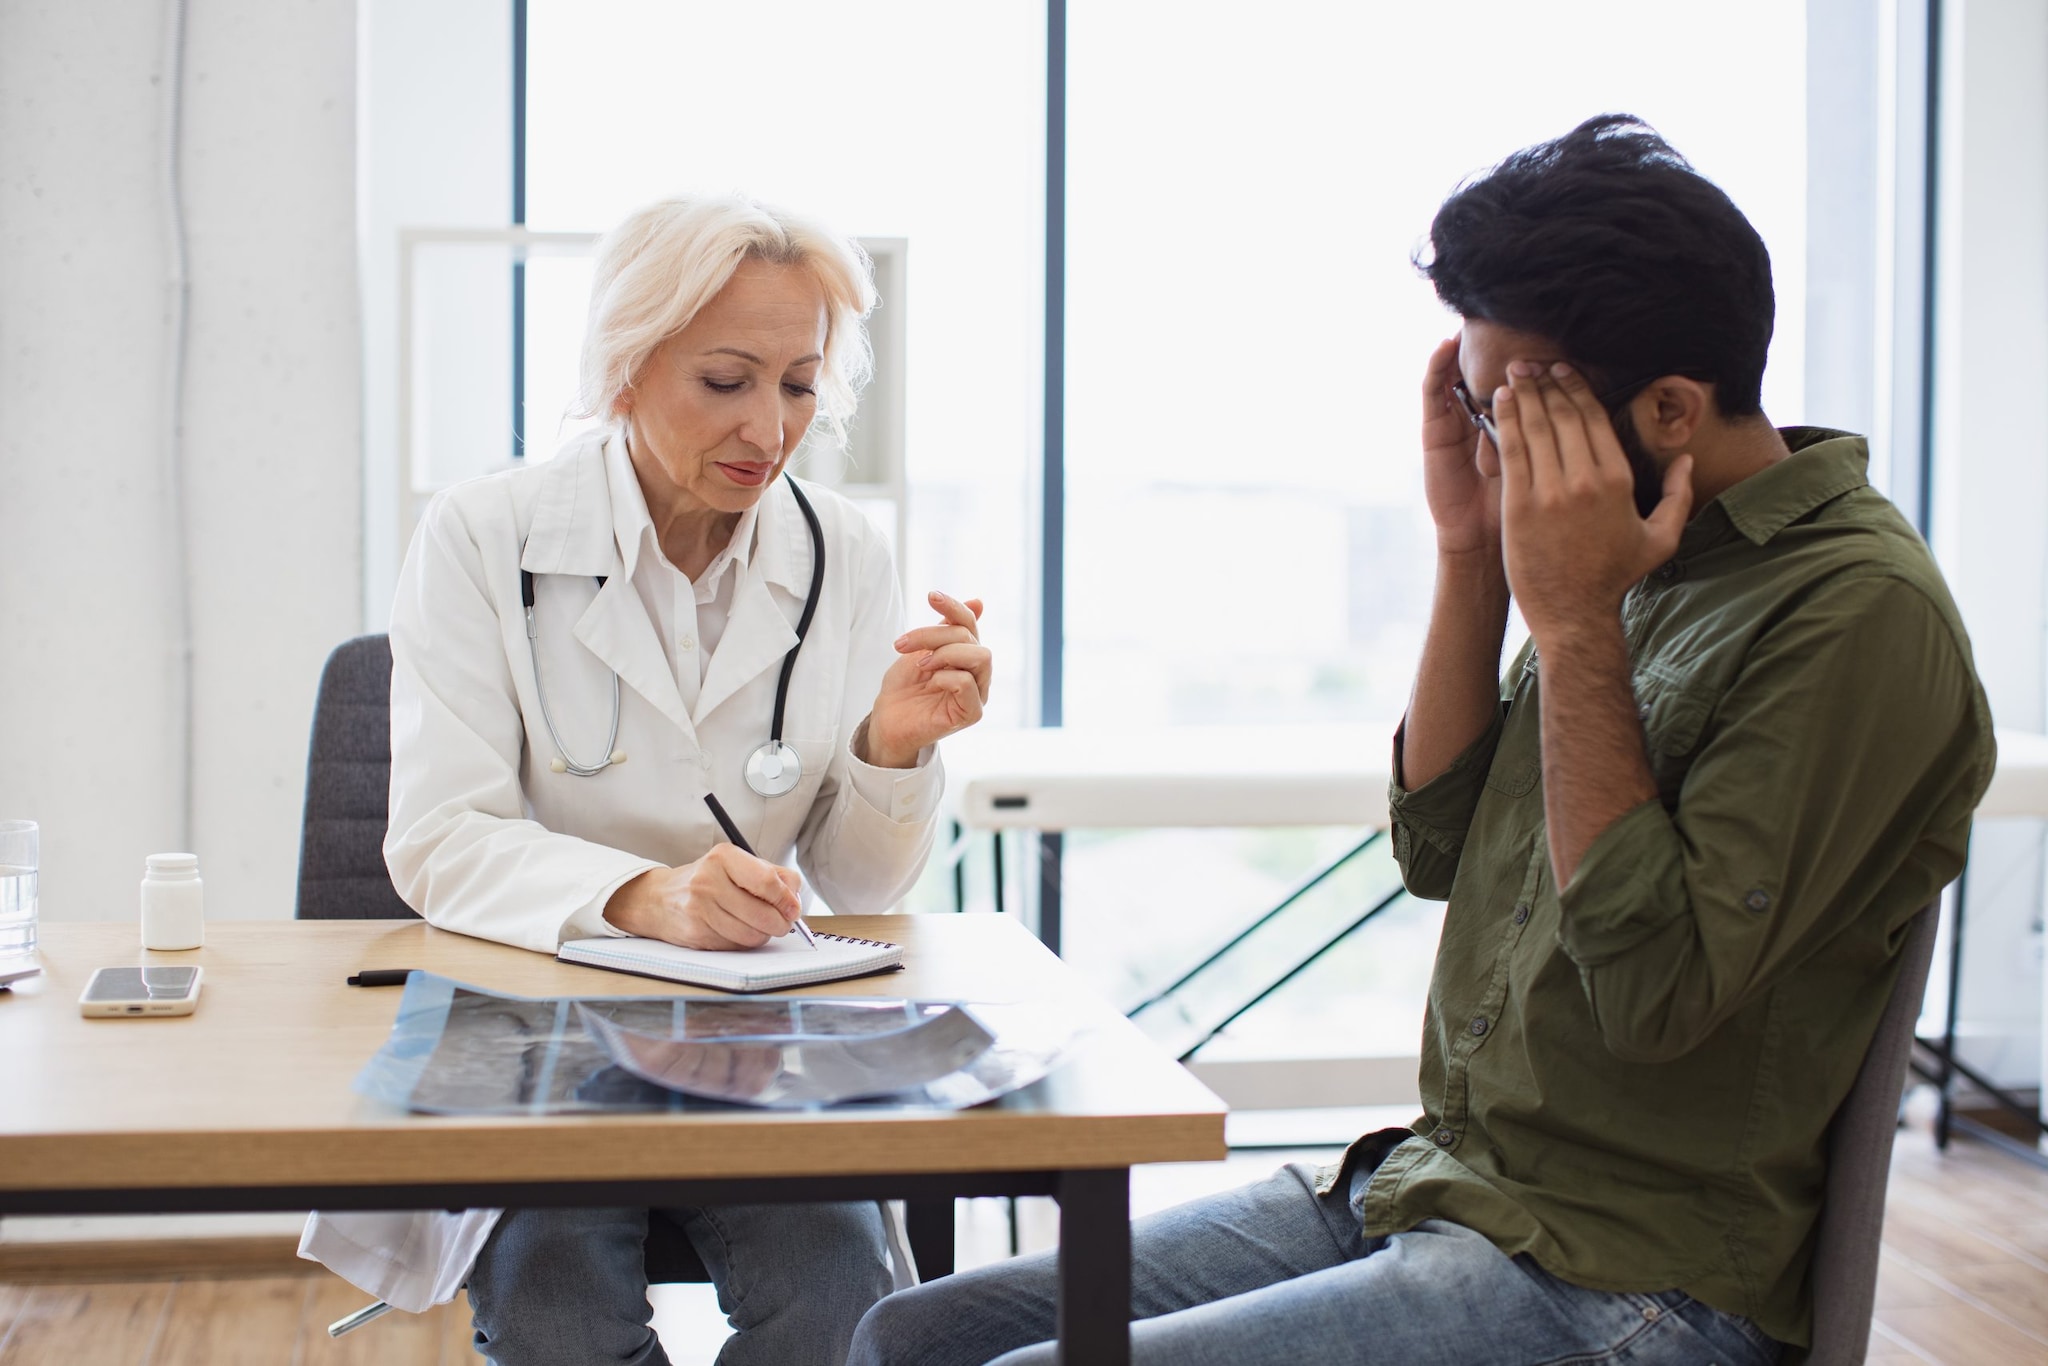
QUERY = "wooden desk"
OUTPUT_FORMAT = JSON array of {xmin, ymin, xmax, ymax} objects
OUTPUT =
[{"xmin": 0, "ymin": 915, "xmax": 1225, "ymax": 1364}]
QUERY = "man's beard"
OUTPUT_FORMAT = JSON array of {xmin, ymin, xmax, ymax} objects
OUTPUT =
[{"xmin": 1611, "ymin": 404, "xmax": 1666, "ymax": 518}]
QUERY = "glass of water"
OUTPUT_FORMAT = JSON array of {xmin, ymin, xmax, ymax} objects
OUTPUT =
[{"xmin": 0, "ymin": 821, "xmax": 37, "ymax": 957}]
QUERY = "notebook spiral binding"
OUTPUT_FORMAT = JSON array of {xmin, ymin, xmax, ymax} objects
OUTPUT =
[{"xmin": 815, "ymin": 931, "xmax": 897, "ymax": 949}]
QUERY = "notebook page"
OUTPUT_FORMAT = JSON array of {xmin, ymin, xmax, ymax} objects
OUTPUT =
[{"xmin": 558, "ymin": 932, "xmax": 901, "ymax": 991}]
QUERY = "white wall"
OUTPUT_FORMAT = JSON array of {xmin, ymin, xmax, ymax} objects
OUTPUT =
[
  {"xmin": 1930, "ymin": 0, "xmax": 2048, "ymax": 1089},
  {"xmin": 0, "ymin": 0, "xmax": 362, "ymax": 924}
]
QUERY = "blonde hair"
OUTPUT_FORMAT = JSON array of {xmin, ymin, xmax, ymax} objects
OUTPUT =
[{"xmin": 576, "ymin": 195, "xmax": 876, "ymax": 445}]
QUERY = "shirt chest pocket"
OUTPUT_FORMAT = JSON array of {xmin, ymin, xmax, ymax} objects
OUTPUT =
[{"xmin": 1633, "ymin": 670, "xmax": 1713, "ymax": 805}]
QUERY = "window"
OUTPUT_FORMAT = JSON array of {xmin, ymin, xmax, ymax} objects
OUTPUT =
[
  {"xmin": 1054, "ymin": 1, "xmax": 1844, "ymax": 1077},
  {"xmin": 514, "ymin": 1, "xmax": 1905, "ymax": 1096},
  {"xmin": 1063, "ymin": 1, "xmax": 1809, "ymax": 734},
  {"xmin": 524, "ymin": 0, "xmax": 1048, "ymax": 735}
]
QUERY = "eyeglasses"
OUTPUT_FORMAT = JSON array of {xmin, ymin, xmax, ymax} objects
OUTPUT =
[
  {"xmin": 1451, "ymin": 380, "xmax": 1499, "ymax": 452},
  {"xmin": 1450, "ymin": 374, "xmax": 1657, "ymax": 453}
]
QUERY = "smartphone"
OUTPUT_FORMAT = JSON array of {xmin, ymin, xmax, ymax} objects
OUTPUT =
[{"xmin": 78, "ymin": 965, "xmax": 203, "ymax": 1017}]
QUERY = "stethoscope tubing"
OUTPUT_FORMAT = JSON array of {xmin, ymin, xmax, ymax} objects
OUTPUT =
[
  {"xmin": 769, "ymin": 477, "xmax": 827, "ymax": 748},
  {"xmin": 524, "ymin": 582, "xmax": 622, "ymax": 777}
]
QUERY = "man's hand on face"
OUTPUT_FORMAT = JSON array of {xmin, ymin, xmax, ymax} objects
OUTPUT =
[
  {"xmin": 1496, "ymin": 361, "xmax": 1694, "ymax": 642},
  {"xmin": 1420, "ymin": 336, "xmax": 1503, "ymax": 560}
]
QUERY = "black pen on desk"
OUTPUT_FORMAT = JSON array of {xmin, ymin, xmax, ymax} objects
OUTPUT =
[{"xmin": 702, "ymin": 793, "xmax": 818, "ymax": 949}]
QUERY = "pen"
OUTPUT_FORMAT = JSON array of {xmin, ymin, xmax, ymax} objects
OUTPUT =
[
  {"xmin": 703, "ymin": 793, "xmax": 817, "ymax": 949},
  {"xmin": 346, "ymin": 969, "xmax": 416, "ymax": 987}
]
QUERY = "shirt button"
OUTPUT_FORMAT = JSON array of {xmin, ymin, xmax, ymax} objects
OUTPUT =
[
  {"xmin": 1637, "ymin": 702, "xmax": 1653, "ymax": 722},
  {"xmin": 1744, "ymin": 888, "xmax": 1771, "ymax": 912},
  {"xmin": 697, "ymin": 754, "xmax": 712, "ymax": 770},
  {"xmin": 1512, "ymin": 902, "xmax": 1529, "ymax": 925},
  {"xmin": 679, "ymin": 635, "xmax": 696, "ymax": 652},
  {"xmin": 1642, "ymin": 1305, "xmax": 1662, "ymax": 1322},
  {"xmin": 1470, "ymin": 1016, "xmax": 1489, "ymax": 1037},
  {"xmin": 1432, "ymin": 1127, "xmax": 1455, "ymax": 1147},
  {"xmin": 1656, "ymin": 561, "xmax": 1681, "ymax": 583}
]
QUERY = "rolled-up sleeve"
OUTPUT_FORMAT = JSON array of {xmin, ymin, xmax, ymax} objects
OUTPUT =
[
  {"xmin": 1389, "ymin": 705, "xmax": 1508, "ymax": 900},
  {"xmin": 1558, "ymin": 573, "xmax": 1988, "ymax": 1063}
]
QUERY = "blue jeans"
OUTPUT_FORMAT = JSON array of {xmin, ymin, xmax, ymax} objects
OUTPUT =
[
  {"xmin": 468, "ymin": 1201, "xmax": 892, "ymax": 1366},
  {"xmin": 848, "ymin": 1164, "xmax": 1783, "ymax": 1366}
]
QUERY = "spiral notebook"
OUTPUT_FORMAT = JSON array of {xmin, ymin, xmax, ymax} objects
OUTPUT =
[{"xmin": 557, "ymin": 930, "xmax": 904, "ymax": 993}]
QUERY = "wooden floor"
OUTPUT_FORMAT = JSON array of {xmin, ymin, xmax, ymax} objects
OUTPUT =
[
  {"xmin": 3, "ymin": 1120, "xmax": 2046, "ymax": 1365},
  {"xmin": 1867, "ymin": 1125, "xmax": 2048, "ymax": 1364},
  {"xmin": 0, "ymin": 1276, "xmax": 476, "ymax": 1365}
]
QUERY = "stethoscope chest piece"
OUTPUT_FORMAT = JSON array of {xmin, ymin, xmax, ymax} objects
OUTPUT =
[{"xmin": 746, "ymin": 740, "xmax": 803, "ymax": 797}]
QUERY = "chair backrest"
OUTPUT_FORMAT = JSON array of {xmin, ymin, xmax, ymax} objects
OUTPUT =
[
  {"xmin": 295, "ymin": 634, "xmax": 417, "ymax": 921},
  {"xmin": 1804, "ymin": 901, "xmax": 1941, "ymax": 1366}
]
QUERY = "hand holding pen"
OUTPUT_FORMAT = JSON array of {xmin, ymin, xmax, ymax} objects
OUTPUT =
[
  {"xmin": 703, "ymin": 794, "xmax": 817, "ymax": 949},
  {"xmin": 596, "ymin": 799, "xmax": 810, "ymax": 950}
]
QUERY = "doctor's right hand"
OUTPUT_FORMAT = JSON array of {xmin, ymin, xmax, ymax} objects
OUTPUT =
[{"xmin": 601, "ymin": 847, "xmax": 805, "ymax": 950}]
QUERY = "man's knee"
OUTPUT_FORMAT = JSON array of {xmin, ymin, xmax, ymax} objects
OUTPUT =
[{"xmin": 847, "ymin": 1280, "xmax": 956, "ymax": 1366}]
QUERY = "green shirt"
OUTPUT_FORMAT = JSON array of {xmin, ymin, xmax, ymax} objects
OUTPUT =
[{"xmin": 1362, "ymin": 430, "xmax": 1993, "ymax": 1349}]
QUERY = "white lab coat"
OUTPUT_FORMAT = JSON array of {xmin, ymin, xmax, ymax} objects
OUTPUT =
[{"xmin": 300, "ymin": 429, "xmax": 942, "ymax": 1311}]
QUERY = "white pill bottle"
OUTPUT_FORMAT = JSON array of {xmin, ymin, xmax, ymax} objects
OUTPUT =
[{"xmin": 141, "ymin": 852, "xmax": 204, "ymax": 951}]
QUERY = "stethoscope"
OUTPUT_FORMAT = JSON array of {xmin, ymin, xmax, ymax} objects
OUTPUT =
[{"xmin": 521, "ymin": 476, "xmax": 827, "ymax": 797}]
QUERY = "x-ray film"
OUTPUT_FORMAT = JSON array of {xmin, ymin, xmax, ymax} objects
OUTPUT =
[
  {"xmin": 352, "ymin": 973, "xmax": 1084, "ymax": 1116},
  {"xmin": 576, "ymin": 1001, "xmax": 996, "ymax": 1107}
]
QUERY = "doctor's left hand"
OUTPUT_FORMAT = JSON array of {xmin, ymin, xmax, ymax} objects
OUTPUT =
[{"xmin": 862, "ymin": 591, "xmax": 991, "ymax": 768}]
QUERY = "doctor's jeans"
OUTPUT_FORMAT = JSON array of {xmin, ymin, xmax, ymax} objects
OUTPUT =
[
  {"xmin": 847, "ymin": 1163, "xmax": 1783, "ymax": 1366},
  {"xmin": 467, "ymin": 1200, "xmax": 892, "ymax": 1366}
]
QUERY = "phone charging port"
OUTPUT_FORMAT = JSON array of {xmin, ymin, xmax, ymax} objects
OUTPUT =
[{"xmin": 126, "ymin": 1006, "xmax": 143, "ymax": 1013}]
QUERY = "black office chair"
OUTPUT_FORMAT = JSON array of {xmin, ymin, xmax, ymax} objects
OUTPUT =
[
  {"xmin": 296, "ymin": 634, "xmax": 415, "ymax": 922},
  {"xmin": 296, "ymin": 633, "xmax": 957, "ymax": 1312}
]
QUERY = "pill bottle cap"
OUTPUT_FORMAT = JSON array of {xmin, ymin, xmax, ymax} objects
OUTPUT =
[{"xmin": 145, "ymin": 852, "xmax": 200, "ymax": 877}]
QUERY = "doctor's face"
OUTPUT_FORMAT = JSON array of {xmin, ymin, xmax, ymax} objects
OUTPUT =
[{"xmin": 619, "ymin": 256, "xmax": 829, "ymax": 517}]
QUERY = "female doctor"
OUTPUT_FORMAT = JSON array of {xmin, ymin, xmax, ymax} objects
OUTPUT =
[{"xmin": 301, "ymin": 195, "xmax": 991, "ymax": 1366}]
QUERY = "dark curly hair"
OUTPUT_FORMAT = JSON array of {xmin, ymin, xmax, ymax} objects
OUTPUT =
[{"xmin": 1420, "ymin": 114, "xmax": 1775, "ymax": 417}]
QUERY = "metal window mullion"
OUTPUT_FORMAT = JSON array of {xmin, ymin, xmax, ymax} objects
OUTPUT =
[
  {"xmin": 1037, "ymin": 0, "xmax": 1067, "ymax": 954},
  {"xmin": 511, "ymin": 0, "xmax": 529, "ymax": 460}
]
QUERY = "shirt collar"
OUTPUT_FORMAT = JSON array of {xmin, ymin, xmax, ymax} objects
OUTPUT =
[{"xmin": 1684, "ymin": 427, "xmax": 1871, "ymax": 554}]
